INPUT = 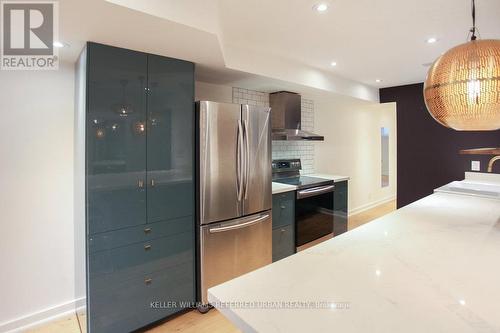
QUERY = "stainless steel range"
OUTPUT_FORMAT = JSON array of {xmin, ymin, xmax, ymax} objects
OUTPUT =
[{"xmin": 272, "ymin": 159, "xmax": 335, "ymax": 248}]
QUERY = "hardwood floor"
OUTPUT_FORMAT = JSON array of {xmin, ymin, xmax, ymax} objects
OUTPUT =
[
  {"xmin": 146, "ymin": 309, "xmax": 239, "ymax": 333},
  {"xmin": 25, "ymin": 314, "xmax": 81, "ymax": 333},
  {"xmin": 348, "ymin": 200, "xmax": 397, "ymax": 231},
  {"xmin": 27, "ymin": 200, "xmax": 396, "ymax": 333}
]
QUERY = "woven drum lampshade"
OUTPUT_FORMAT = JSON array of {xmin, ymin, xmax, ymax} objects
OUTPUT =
[{"xmin": 423, "ymin": 39, "xmax": 500, "ymax": 131}]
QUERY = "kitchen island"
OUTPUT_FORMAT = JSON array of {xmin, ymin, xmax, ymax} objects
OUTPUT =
[{"xmin": 208, "ymin": 190, "xmax": 500, "ymax": 332}]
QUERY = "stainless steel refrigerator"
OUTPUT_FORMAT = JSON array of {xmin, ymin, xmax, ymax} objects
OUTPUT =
[{"xmin": 196, "ymin": 101, "xmax": 272, "ymax": 305}]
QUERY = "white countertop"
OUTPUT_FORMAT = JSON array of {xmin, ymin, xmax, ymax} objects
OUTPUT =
[
  {"xmin": 271, "ymin": 173, "xmax": 349, "ymax": 194},
  {"xmin": 272, "ymin": 182, "xmax": 296, "ymax": 194},
  {"xmin": 464, "ymin": 171, "xmax": 500, "ymax": 186},
  {"xmin": 208, "ymin": 192, "xmax": 500, "ymax": 332},
  {"xmin": 308, "ymin": 173, "xmax": 350, "ymax": 183}
]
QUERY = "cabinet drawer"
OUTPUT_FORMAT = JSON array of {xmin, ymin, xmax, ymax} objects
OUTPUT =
[
  {"xmin": 89, "ymin": 215, "xmax": 193, "ymax": 253},
  {"xmin": 272, "ymin": 192, "xmax": 295, "ymax": 228},
  {"xmin": 272, "ymin": 224, "xmax": 295, "ymax": 262},
  {"xmin": 89, "ymin": 230, "xmax": 194, "ymax": 286},
  {"xmin": 89, "ymin": 261, "xmax": 194, "ymax": 333}
]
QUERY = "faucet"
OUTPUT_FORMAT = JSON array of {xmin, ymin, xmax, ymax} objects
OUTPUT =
[{"xmin": 487, "ymin": 155, "xmax": 500, "ymax": 173}]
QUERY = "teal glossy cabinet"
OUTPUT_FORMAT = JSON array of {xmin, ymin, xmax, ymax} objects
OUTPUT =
[
  {"xmin": 146, "ymin": 55, "xmax": 194, "ymax": 223},
  {"xmin": 87, "ymin": 44, "xmax": 148, "ymax": 234},
  {"xmin": 82, "ymin": 42, "xmax": 195, "ymax": 333},
  {"xmin": 333, "ymin": 180, "xmax": 348, "ymax": 236},
  {"xmin": 272, "ymin": 192, "xmax": 295, "ymax": 261}
]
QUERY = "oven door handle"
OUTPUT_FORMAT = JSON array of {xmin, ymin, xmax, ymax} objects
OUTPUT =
[{"xmin": 297, "ymin": 185, "xmax": 335, "ymax": 199}]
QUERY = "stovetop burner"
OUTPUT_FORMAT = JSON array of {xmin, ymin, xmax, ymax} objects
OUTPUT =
[
  {"xmin": 272, "ymin": 158, "xmax": 334, "ymax": 189},
  {"xmin": 274, "ymin": 176, "xmax": 333, "ymax": 190}
]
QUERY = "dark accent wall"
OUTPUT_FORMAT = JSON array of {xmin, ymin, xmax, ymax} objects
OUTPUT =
[{"xmin": 379, "ymin": 83, "xmax": 500, "ymax": 208}]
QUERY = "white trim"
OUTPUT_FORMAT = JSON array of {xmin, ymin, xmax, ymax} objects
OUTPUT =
[
  {"xmin": 348, "ymin": 195, "xmax": 396, "ymax": 217},
  {"xmin": 0, "ymin": 297, "xmax": 85, "ymax": 333}
]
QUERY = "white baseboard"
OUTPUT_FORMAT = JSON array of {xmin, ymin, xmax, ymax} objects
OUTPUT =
[
  {"xmin": 1, "ymin": 297, "xmax": 85, "ymax": 333},
  {"xmin": 348, "ymin": 195, "xmax": 396, "ymax": 217}
]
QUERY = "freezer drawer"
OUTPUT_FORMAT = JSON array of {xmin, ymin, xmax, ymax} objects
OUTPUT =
[{"xmin": 200, "ymin": 211, "xmax": 272, "ymax": 304}]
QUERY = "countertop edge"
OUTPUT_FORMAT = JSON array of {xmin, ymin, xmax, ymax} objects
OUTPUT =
[
  {"xmin": 207, "ymin": 291, "xmax": 258, "ymax": 333},
  {"xmin": 272, "ymin": 182, "xmax": 297, "ymax": 194},
  {"xmin": 307, "ymin": 173, "xmax": 350, "ymax": 183}
]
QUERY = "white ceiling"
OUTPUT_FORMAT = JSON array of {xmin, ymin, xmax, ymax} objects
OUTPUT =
[
  {"xmin": 105, "ymin": 0, "xmax": 500, "ymax": 88},
  {"xmin": 220, "ymin": 0, "xmax": 500, "ymax": 88},
  {"xmin": 58, "ymin": 0, "xmax": 500, "ymax": 95}
]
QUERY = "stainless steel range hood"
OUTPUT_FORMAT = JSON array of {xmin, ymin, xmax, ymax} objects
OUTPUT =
[{"xmin": 270, "ymin": 91, "xmax": 324, "ymax": 141}]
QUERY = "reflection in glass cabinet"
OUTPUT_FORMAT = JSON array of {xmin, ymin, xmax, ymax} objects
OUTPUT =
[
  {"xmin": 146, "ymin": 54, "xmax": 194, "ymax": 224},
  {"xmin": 87, "ymin": 45, "xmax": 148, "ymax": 234}
]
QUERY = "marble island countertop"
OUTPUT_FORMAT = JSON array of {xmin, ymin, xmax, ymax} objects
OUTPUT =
[
  {"xmin": 209, "ymin": 188, "xmax": 500, "ymax": 332},
  {"xmin": 272, "ymin": 173, "xmax": 350, "ymax": 194}
]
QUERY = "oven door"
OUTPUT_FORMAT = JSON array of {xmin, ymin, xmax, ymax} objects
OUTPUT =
[{"xmin": 295, "ymin": 184, "xmax": 335, "ymax": 247}]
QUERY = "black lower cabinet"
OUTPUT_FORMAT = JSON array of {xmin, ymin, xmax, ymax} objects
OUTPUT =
[
  {"xmin": 272, "ymin": 192, "xmax": 295, "ymax": 261},
  {"xmin": 78, "ymin": 42, "xmax": 195, "ymax": 332},
  {"xmin": 333, "ymin": 181, "xmax": 348, "ymax": 236}
]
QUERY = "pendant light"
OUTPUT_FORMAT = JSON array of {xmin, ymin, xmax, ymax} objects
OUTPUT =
[
  {"xmin": 112, "ymin": 79, "xmax": 134, "ymax": 117},
  {"xmin": 423, "ymin": 0, "xmax": 500, "ymax": 131}
]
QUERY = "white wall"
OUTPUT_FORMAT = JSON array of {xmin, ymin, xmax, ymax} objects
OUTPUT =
[
  {"xmin": 314, "ymin": 96, "xmax": 397, "ymax": 214},
  {"xmin": 195, "ymin": 81, "xmax": 233, "ymax": 103},
  {"xmin": 0, "ymin": 62, "xmax": 76, "ymax": 331}
]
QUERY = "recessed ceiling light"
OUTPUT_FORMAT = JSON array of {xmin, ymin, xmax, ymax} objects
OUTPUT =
[
  {"xmin": 313, "ymin": 3, "xmax": 329, "ymax": 12},
  {"xmin": 375, "ymin": 79, "xmax": 382, "ymax": 83},
  {"xmin": 330, "ymin": 61, "xmax": 337, "ymax": 67},
  {"xmin": 52, "ymin": 41, "xmax": 66, "ymax": 48},
  {"xmin": 426, "ymin": 37, "xmax": 438, "ymax": 44}
]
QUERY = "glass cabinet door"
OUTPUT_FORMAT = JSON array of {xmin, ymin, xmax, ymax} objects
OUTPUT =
[
  {"xmin": 87, "ymin": 43, "xmax": 148, "ymax": 234},
  {"xmin": 146, "ymin": 55, "xmax": 194, "ymax": 223}
]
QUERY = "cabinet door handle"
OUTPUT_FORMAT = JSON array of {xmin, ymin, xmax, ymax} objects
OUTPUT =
[
  {"xmin": 280, "ymin": 205, "xmax": 285, "ymax": 209},
  {"xmin": 144, "ymin": 278, "xmax": 152, "ymax": 285},
  {"xmin": 144, "ymin": 244, "xmax": 152, "ymax": 251},
  {"xmin": 150, "ymin": 179, "xmax": 155, "ymax": 187},
  {"xmin": 138, "ymin": 180, "xmax": 144, "ymax": 188},
  {"xmin": 281, "ymin": 229, "xmax": 286, "ymax": 233},
  {"xmin": 144, "ymin": 228, "xmax": 151, "ymax": 234}
]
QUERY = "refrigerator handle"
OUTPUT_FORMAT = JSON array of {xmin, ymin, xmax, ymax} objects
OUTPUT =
[
  {"xmin": 208, "ymin": 213, "xmax": 270, "ymax": 233},
  {"xmin": 237, "ymin": 119, "xmax": 244, "ymax": 202},
  {"xmin": 243, "ymin": 117, "xmax": 250, "ymax": 199}
]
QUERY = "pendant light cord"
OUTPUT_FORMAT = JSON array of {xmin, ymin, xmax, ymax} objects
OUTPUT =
[{"xmin": 470, "ymin": 0, "xmax": 477, "ymax": 40}]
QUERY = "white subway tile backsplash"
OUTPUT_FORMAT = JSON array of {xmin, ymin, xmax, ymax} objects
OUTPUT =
[{"xmin": 232, "ymin": 87, "xmax": 315, "ymax": 174}]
